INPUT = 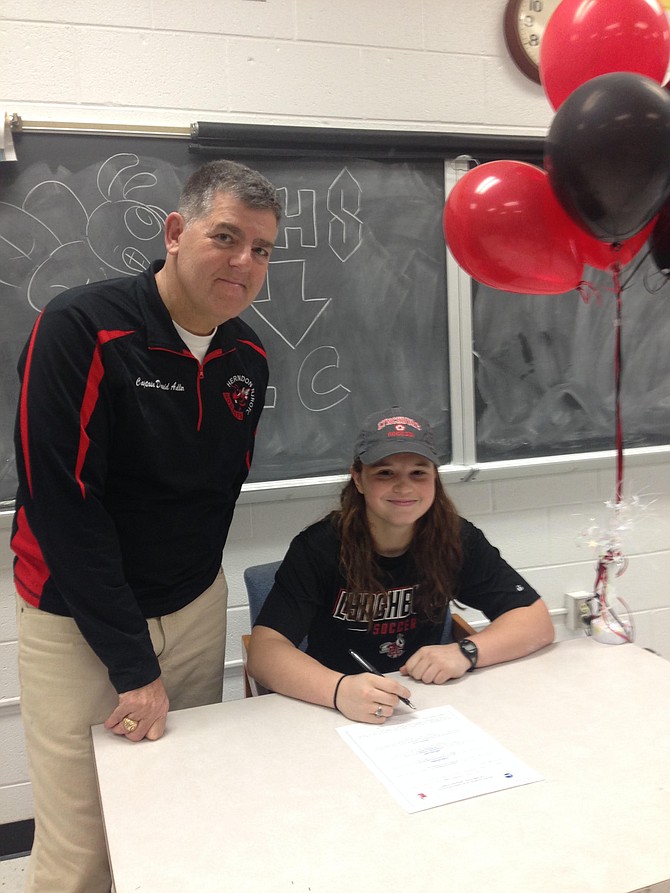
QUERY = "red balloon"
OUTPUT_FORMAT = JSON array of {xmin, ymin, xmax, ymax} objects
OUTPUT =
[
  {"xmin": 443, "ymin": 161, "xmax": 584, "ymax": 295},
  {"xmin": 571, "ymin": 217, "xmax": 657, "ymax": 271},
  {"xmin": 540, "ymin": 0, "xmax": 670, "ymax": 111}
]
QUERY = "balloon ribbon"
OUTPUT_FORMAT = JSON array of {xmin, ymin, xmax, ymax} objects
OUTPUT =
[
  {"xmin": 613, "ymin": 264, "xmax": 624, "ymax": 505},
  {"xmin": 591, "ymin": 264, "xmax": 632, "ymax": 641}
]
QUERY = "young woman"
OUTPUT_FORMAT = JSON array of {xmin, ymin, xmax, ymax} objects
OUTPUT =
[{"xmin": 247, "ymin": 407, "xmax": 554, "ymax": 724}]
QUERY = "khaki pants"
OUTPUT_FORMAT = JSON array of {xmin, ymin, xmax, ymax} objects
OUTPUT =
[{"xmin": 17, "ymin": 569, "xmax": 228, "ymax": 893}]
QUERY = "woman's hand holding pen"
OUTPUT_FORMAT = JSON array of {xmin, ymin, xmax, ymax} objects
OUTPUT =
[{"xmin": 334, "ymin": 673, "xmax": 413, "ymax": 724}]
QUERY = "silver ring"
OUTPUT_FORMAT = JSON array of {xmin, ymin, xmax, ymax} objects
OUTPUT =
[{"xmin": 375, "ymin": 705, "xmax": 383, "ymax": 717}]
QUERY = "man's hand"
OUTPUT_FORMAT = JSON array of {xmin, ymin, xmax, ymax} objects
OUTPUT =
[
  {"xmin": 104, "ymin": 677, "xmax": 170, "ymax": 742},
  {"xmin": 399, "ymin": 644, "xmax": 471, "ymax": 684}
]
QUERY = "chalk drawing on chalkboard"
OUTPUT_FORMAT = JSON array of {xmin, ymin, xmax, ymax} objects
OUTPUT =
[
  {"xmin": 297, "ymin": 346, "xmax": 351, "ymax": 412},
  {"xmin": 251, "ymin": 259, "xmax": 331, "ymax": 349},
  {"xmin": 1, "ymin": 137, "xmax": 450, "ymax": 494},
  {"xmin": 327, "ymin": 168, "xmax": 363, "ymax": 262},
  {"xmin": 1, "ymin": 153, "xmax": 168, "ymax": 315},
  {"xmin": 0, "ymin": 147, "xmax": 186, "ymax": 504},
  {"xmin": 275, "ymin": 187, "xmax": 317, "ymax": 249},
  {"xmin": 274, "ymin": 167, "xmax": 364, "ymax": 263}
]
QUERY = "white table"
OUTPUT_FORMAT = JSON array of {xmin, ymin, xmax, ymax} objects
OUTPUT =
[{"xmin": 92, "ymin": 639, "xmax": 670, "ymax": 893}]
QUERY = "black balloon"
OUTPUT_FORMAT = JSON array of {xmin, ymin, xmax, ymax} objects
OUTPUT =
[
  {"xmin": 650, "ymin": 201, "xmax": 670, "ymax": 275},
  {"xmin": 545, "ymin": 72, "xmax": 670, "ymax": 242}
]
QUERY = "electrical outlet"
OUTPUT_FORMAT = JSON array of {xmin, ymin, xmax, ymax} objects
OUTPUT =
[{"xmin": 564, "ymin": 591, "xmax": 592, "ymax": 631}]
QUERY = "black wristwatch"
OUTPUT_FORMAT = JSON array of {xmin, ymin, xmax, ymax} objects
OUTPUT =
[{"xmin": 458, "ymin": 638, "xmax": 478, "ymax": 672}]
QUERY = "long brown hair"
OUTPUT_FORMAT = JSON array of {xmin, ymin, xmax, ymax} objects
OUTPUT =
[{"xmin": 331, "ymin": 458, "xmax": 463, "ymax": 626}]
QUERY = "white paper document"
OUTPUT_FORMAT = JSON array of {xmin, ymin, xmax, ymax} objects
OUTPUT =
[{"xmin": 337, "ymin": 705, "xmax": 543, "ymax": 813}]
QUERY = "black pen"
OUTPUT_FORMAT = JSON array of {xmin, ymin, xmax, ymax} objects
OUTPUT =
[{"xmin": 348, "ymin": 649, "xmax": 416, "ymax": 709}]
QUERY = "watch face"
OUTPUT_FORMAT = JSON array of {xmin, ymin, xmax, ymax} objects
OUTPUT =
[{"xmin": 460, "ymin": 638, "xmax": 478, "ymax": 668}]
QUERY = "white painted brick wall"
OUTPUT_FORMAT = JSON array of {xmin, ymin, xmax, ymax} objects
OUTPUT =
[
  {"xmin": 0, "ymin": 0, "xmax": 668, "ymax": 826},
  {"xmin": 0, "ymin": 0, "xmax": 555, "ymax": 131}
]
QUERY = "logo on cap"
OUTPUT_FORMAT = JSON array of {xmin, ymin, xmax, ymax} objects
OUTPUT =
[{"xmin": 378, "ymin": 416, "xmax": 422, "ymax": 439}]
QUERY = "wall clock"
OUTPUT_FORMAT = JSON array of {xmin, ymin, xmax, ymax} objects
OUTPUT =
[{"xmin": 503, "ymin": 0, "xmax": 562, "ymax": 83}]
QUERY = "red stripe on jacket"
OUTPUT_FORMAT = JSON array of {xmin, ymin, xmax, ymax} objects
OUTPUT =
[
  {"xmin": 11, "ymin": 507, "xmax": 49, "ymax": 607},
  {"xmin": 75, "ymin": 330, "xmax": 133, "ymax": 498},
  {"xmin": 238, "ymin": 339, "xmax": 267, "ymax": 359},
  {"xmin": 19, "ymin": 312, "xmax": 46, "ymax": 498}
]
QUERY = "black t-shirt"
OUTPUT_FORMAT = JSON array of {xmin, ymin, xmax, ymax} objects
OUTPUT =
[{"xmin": 254, "ymin": 516, "xmax": 541, "ymax": 675}]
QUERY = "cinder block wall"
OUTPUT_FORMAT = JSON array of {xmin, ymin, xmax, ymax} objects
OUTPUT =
[{"xmin": 1, "ymin": 0, "xmax": 668, "ymax": 825}]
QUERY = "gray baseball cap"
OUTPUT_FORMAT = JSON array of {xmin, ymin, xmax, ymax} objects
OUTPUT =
[{"xmin": 353, "ymin": 406, "xmax": 439, "ymax": 465}]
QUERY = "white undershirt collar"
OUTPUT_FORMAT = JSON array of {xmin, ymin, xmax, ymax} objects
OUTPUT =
[{"xmin": 172, "ymin": 320, "xmax": 216, "ymax": 364}]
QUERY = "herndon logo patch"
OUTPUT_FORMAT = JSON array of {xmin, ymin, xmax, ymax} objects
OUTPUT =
[{"xmin": 223, "ymin": 374, "xmax": 256, "ymax": 420}]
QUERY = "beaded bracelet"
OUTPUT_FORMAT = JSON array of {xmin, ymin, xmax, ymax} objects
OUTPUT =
[{"xmin": 332, "ymin": 673, "xmax": 349, "ymax": 711}]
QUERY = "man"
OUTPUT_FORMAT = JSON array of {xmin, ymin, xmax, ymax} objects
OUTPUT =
[{"xmin": 12, "ymin": 159, "xmax": 281, "ymax": 892}]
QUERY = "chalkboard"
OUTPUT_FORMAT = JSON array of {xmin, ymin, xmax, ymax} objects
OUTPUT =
[
  {"xmin": 473, "ymin": 258, "xmax": 670, "ymax": 460},
  {"xmin": 0, "ymin": 131, "xmax": 450, "ymax": 503}
]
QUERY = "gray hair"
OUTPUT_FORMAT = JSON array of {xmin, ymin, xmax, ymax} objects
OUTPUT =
[{"xmin": 178, "ymin": 159, "xmax": 282, "ymax": 224}]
